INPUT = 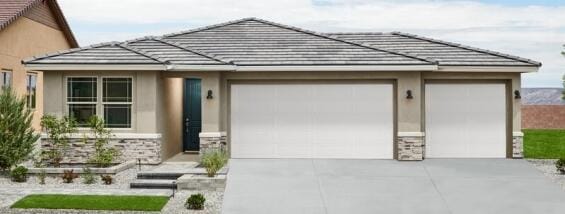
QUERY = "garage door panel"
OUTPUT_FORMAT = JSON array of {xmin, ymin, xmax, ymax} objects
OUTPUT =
[
  {"xmin": 425, "ymin": 83, "xmax": 506, "ymax": 158},
  {"xmin": 231, "ymin": 83, "xmax": 393, "ymax": 159}
]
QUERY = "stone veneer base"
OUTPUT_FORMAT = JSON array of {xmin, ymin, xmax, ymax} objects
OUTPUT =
[
  {"xmin": 176, "ymin": 174, "xmax": 227, "ymax": 191},
  {"xmin": 512, "ymin": 132, "xmax": 524, "ymax": 159},
  {"xmin": 397, "ymin": 133, "xmax": 425, "ymax": 161},
  {"xmin": 27, "ymin": 160, "xmax": 136, "ymax": 175}
]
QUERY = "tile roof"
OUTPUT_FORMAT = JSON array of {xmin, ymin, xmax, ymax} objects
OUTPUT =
[
  {"xmin": 24, "ymin": 17, "xmax": 541, "ymax": 68},
  {"xmin": 328, "ymin": 32, "xmax": 540, "ymax": 66},
  {"xmin": 0, "ymin": 0, "xmax": 77, "ymax": 47}
]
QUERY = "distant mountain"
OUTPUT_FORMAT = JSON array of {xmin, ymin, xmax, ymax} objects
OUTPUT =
[{"xmin": 522, "ymin": 88, "xmax": 565, "ymax": 105}]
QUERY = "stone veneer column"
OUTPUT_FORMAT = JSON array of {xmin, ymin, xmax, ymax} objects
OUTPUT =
[
  {"xmin": 512, "ymin": 132, "xmax": 524, "ymax": 159},
  {"xmin": 199, "ymin": 132, "xmax": 227, "ymax": 155},
  {"xmin": 397, "ymin": 132, "xmax": 425, "ymax": 161}
]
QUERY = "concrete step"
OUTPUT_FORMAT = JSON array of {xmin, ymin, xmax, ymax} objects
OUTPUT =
[
  {"xmin": 136, "ymin": 167, "xmax": 228, "ymax": 179},
  {"xmin": 129, "ymin": 179, "xmax": 177, "ymax": 189}
]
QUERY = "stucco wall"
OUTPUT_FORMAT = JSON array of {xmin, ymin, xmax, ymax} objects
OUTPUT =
[
  {"xmin": 522, "ymin": 105, "xmax": 565, "ymax": 129},
  {"xmin": 0, "ymin": 17, "xmax": 72, "ymax": 129}
]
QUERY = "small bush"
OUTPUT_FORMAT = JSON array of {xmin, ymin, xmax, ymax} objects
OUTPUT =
[
  {"xmin": 62, "ymin": 170, "xmax": 78, "ymax": 183},
  {"xmin": 556, "ymin": 158, "xmax": 565, "ymax": 174},
  {"xmin": 85, "ymin": 116, "xmax": 120, "ymax": 168},
  {"xmin": 185, "ymin": 193, "xmax": 206, "ymax": 210},
  {"xmin": 10, "ymin": 166, "xmax": 28, "ymax": 182},
  {"xmin": 100, "ymin": 175, "xmax": 113, "ymax": 185},
  {"xmin": 82, "ymin": 168, "xmax": 96, "ymax": 184},
  {"xmin": 38, "ymin": 170, "xmax": 46, "ymax": 185},
  {"xmin": 201, "ymin": 150, "xmax": 228, "ymax": 177}
]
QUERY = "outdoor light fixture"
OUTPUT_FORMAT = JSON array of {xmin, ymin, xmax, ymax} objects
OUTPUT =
[
  {"xmin": 406, "ymin": 90, "xmax": 413, "ymax": 99},
  {"xmin": 514, "ymin": 90, "xmax": 521, "ymax": 99},
  {"xmin": 207, "ymin": 90, "xmax": 214, "ymax": 99}
]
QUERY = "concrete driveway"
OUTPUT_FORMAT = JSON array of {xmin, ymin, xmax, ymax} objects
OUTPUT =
[{"xmin": 222, "ymin": 159, "xmax": 565, "ymax": 214}]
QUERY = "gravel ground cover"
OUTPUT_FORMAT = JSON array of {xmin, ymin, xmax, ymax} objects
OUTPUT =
[{"xmin": 527, "ymin": 159, "xmax": 565, "ymax": 190}]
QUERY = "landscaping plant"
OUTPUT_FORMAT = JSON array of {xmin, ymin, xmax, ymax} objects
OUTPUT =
[
  {"xmin": 556, "ymin": 158, "xmax": 565, "ymax": 174},
  {"xmin": 82, "ymin": 167, "xmax": 96, "ymax": 184},
  {"xmin": 0, "ymin": 88, "xmax": 39, "ymax": 171},
  {"xmin": 41, "ymin": 115, "xmax": 76, "ymax": 167},
  {"xmin": 101, "ymin": 175, "xmax": 113, "ymax": 185},
  {"xmin": 201, "ymin": 150, "xmax": 228, "ymax": 177},
  {"xmin": 38, "ymin": 170, "xmax": 46, "ymax": 185},
  {"xmin": 10, "ymin": 166, "xmax": 28, "ymax": 182},
  {"xmin": 61, "ymin": 170, "xmax": 79, "ymax": 183},
  {"xmin": 185, "ymin": 193, "xmax": 206, "ymax": 210},
  {"xmin": 85, "ymin": 116, "xmax": 119, "ymax": 167}
]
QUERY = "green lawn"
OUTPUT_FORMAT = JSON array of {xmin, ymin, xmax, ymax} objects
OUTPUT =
[
  {"xmin": 11, "ymin": 194, "xmax": 169, "ymax": 211},
  {"xmin": 524, "ymin": 129, "xmax": 565, "ymax": 159}
]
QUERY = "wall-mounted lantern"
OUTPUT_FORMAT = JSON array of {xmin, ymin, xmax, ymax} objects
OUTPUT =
[
  {"xmin": 207, "ymin": 90, "xmax": 214, "ymax": 99},
  {"xmin": 514, "ymin": 90, "xmax": 521, "ymax": 99},
  {"xmin": 406, "ymin": 90, "xmax": 413, "ymax": 99}
]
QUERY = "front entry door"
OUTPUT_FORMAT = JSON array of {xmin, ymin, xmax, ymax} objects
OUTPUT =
[{"xmin": 183, "ymin": 79, "xmax": 202, "ymax": 152}]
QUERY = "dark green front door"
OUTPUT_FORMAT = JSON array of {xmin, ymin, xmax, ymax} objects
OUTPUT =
[{"xmin": 183, "ymin": 79, "xmax": 202, "ymax": 151}]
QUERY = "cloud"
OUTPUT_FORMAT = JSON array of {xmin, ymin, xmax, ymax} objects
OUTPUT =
[{"xmin": 58, "ymin": 0, "xmax": 565, "ymax": 87}]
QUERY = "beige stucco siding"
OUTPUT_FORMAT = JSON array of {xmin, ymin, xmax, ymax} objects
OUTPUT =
[{"xmin": 0, "ymin": 17, "xmax": 72, "ymax": 129}]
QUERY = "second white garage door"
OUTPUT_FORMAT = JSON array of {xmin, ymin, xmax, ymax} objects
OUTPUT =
[
  {"xmin": 230, "ymin": 83, "xmax": 394, "ymax": 159},
  {"xmin": 425, "ymin": 83, "xmax": 507, "ymax": 158}
]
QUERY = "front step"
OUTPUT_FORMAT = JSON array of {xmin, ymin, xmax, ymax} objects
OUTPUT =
[
  {"xmin": 130, "ymin": 179, "xmax": 177, "ymax": 189},
  {"xmin": 137, "ymin": 172, "xmax": 184, "ymax": 180}
]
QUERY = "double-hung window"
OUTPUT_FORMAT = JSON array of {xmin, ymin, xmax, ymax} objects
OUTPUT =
[
  {"xmin": 0, "ymin": 69, "xmax": 12, "ymax": 88},
  {"xmin": 102, "ymin": 78, "xmax": 132, "ymax": 128},
  {"xmin": 26, "ymin": 73, "xmax": 37, "ymax": 108},
  {"xmin": 67, "ymin": 77, "xmax": 97, "ymax": 126},
  {"xmin": 66, "ymin": 77, "xmax": 133, "ymax": 128}
]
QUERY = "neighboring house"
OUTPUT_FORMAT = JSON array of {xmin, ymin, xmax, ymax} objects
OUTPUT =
[
  {"xmin": 23, "ymin": 18, "xmax": 540, "ymax": 163},
  {"xmin": 0, "ymin": 0, "xmax": 77, "ymax": 129},
  {"xmin": 522, "ymin": 88, "xmax": 565, "ymax": 129}
]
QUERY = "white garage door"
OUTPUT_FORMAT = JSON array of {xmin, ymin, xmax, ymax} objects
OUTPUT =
[
  {"xmin": 425, "ymin": 83, "xmax": 507, "ymax": 158},
  {"xmin": 230, "ymin": 83, "xmax": 393, "ymax": 159}
]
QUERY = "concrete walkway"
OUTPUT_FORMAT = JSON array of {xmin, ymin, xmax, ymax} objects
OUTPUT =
[{"xmin": 222, "ymin": 159, "xmax": 565, "ymax": 214}]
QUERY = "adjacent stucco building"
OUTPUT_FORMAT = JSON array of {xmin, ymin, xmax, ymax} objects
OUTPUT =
[
  {"xmin": 24, "ymin": 18, "xmax": 541, "ymax": 163},
  {"xmin": 0, "ymin": 0, "xmax": 77, "ymax": 128}
]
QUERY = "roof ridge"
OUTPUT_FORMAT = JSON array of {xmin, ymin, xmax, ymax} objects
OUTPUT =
[
  {"xmin": 117, "ymin": 43, "xmax": 168, "ymax": 64},
  {"xmin": 0, "ymin": 0, "xmax": 42, "ymax": 30},
  {"xmin": 22, "ymin": 41, "xmax": 120, "ymax": 63},
  {"xmin": 247, "ymin": 18, "xmax": 436, "ymax": 64},
  {"xmin": 153, "ymin": 38, "xmax": 232, "ymax": 64},
  {"xmin": 391, "ymin": 32, "xmax": 541, "ymax": 66},
  {"xmin": 328, "ymin": 32, "xmax": 385, "ymax": 35},
  {"xmin": 162, "ymin": 17, "xmax": 256, "ymax": 38}
]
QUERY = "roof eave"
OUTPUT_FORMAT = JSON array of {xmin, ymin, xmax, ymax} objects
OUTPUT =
[
  {"xmin": 24, "ymin": 64, "xmax": 166, "ymax": 71},
  {"xmin": 437, "ymin": 65, "xmax": 539, "ymax": 73},
  {"xmin": 235, "ymin": 65, "xmax": 438, "ymax": 72}
]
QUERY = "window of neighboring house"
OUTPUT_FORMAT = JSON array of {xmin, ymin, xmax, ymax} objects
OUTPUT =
[
  {"xmin": 66, "ymin": 77, "xmax": 133, "ymax": 128},
  {"xmin": 0, "ymin": 69, "xmax": 12, "ymax": 88},
  {"xmin": 102, "ymin": 77, "xmax": 132, "ymax": 128},
  {"xmin": 26, "ymin": 73, "xmax": 37, "ymax": 109},
  {"xmin": 67, "ymin": 77, "xmax": 97, "ymax": 126}
]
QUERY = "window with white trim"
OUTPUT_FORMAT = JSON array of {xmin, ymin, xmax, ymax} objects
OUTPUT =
[
  {"xmin": 1, "ymin": 69, "xmax": 12, "ymax": 88},
  {"xmin": 26, "ymin": 73, "xmax": 37, "ymax": 108},
  {"xmin": 66, "ymin": 77, "xmax": 133, "ymax": 128},
  {"xmin": 67, "ymin": 77, "xmax": 97, "ymax": 126},
  {"xmin": 102, "ymin": 78, "xmax": 132, "ymax": 128}
]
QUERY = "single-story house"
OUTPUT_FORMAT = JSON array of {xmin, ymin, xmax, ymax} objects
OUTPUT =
[{"xmin": 23, "ymin": 18, "xmax": 541, "ymax": 163}]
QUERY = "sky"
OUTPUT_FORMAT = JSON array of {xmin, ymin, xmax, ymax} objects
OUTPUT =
[{"xmin": 57, "ymin": 0, "xmax": 565, "ymax": 88}]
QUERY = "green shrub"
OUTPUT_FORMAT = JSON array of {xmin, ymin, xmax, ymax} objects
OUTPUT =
[
  {"xmin": 38, "ymin": 170, "xmax": 46, "ymax": 185},
  {"xmin": 10, "ymin": 166, "xmax": 28, "ymax": 182},
  {"xmin": 0, "ymin": 88, "xmax": 39, "ymax": 171},
  {"xmin": 200, "ymin": 150, "xmax": 228, "ymax": 177},
  {"xmin": 556, "ymin": 158, "xmax": 565, "ymax": 174},
  {"xmin": 100, "ymin": 175, "xmax": 113, "ymax": 185},
  {"xmin": 185, "ymin": 193, "xmax": 206, "ymax": 210},
  {"xmin": 82, "ymin": 168, "xmax": 96, "ymax": 184},
  {"xmin": 41, "ymin": 115, "xmax": 76, "ymax": 167},
  {"xmin": 85, "ymin": 116, "xmax": 119, "ymax": 167},
  {"xmin": 61, "ymin": 170, "xmax": 78, "ymax": 183}
]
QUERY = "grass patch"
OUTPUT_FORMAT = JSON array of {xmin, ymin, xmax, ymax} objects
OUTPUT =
[
  {"xmin": 11, "ymin": 194, "xmax": 169, "ymax": 211},
  {"xmin": 524, "ymin": 129, "xmax": 565, "ymax": 159}
]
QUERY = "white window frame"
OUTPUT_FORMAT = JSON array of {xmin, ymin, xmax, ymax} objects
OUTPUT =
[
  {"xmin": 26, "ymin": 72, "xmax": 38, "ymax": 109},
  {"xmin": 64, "ymin": 75, "xmax": 135, "ymax": 130},
  {"xmin": 1, "ymin": 69, "xmax": 12, "ymax": 88}
]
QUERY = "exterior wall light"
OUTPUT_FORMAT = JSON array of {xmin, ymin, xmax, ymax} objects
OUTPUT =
[
  {"xmin": 514, "ymin": 90, "xmax": 521, "ymax": 99},
  {"xmin": 207, "ymin": 90, "xmax": 214, "ymax": 99},
  {"xmin": 406, "ymin": 90, "xmax": 413, "ymax": 99}
]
